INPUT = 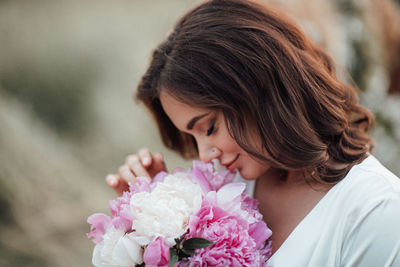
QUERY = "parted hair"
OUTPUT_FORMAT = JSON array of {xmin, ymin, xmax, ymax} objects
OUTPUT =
[{"xmin": 136, "ymin": 0, "xmax": 374, "ymax": 184}]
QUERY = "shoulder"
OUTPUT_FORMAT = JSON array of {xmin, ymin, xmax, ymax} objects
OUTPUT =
[
  {"xmin": 336, "ymin": 155, "xmax": 400, "ymax": 230},
  {"xmin": 337, "ymin": 155, "xmax": 400, "ymax": 266},
  {"xmin": 337, "ymin": 155, "xmax": 400, "ymax": 207}
]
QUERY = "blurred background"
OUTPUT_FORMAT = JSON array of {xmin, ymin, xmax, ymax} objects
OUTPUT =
[{"xmin": 0, "ymin": 0, "xmax": 399, "ymax": 266}]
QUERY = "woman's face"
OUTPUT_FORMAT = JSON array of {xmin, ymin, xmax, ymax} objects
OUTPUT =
[{"xmin": 160, "ymin": 91, "xmax": 270, "ymax": 180}]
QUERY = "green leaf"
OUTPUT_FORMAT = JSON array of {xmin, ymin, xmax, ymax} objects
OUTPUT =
[
  {"xmin": 182, "ymin": 238, "xmax": 215, "ymax": 250},
  {"xmin": 181, "ymin": 248, "xmax": 196, "ymax": 256},
  {"xmin": 169, "ymin": 248, "xmax": 179, "ymax": 267}
]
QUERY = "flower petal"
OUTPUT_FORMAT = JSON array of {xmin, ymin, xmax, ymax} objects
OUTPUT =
[
  {"xmin": 123, "ymin": 239, "xmax": 144, "ymax": 265},
  {"xmin": 192, "ymin": 161, "xmax": 213, "ymax": 193},
  {"xmin": 112, "ymin": 238, "xmax": 134, "ymax": 266},
  {"xmin": 87, "ymin": 213, "xmax": 112, "ymax": 244},
  {"xmin": 217, "ymin": 182, "xmax": 246, "ymax": 208},
  {"xmin": 249, "ymin": 221, "xmax": 272, "ymax": 249},
  {"xmin": 130, "ymin": 235, "xmax": 152, "ymax": 246},
  {"xmin": 144, "ymin": 236, "xmax": 170, "ymax": 266},
  {"xmin": 92, "ymin": 243, "xmax": 110, "ymax": 267},
  {"xmin": 130, "ymin": 177, "xmax": 151, "ymax": 193}
]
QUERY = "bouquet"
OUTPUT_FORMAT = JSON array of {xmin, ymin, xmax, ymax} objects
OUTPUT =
[{"xmin": 87, "ymin": 161, "xmax": 272, "ymax": 266}]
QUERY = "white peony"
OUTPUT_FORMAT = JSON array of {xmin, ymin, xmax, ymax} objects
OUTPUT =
[
  {"xmin": 92, "ymin": 227, "xmax": 143, "ymax": 267},
  {"xmin": 130, "ymin": 172, "xmax": 203, "ymax": 246}
]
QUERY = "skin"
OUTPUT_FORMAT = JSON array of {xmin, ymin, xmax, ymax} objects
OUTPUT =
[
  {"xmin": 106, "ymin": 90, "xmax": 333, "ymax": 254},
  {"xmin": 106, "ymin": 150, "xmax": 167, "ymax": 195},
  {"xmin": 160, "ymin": 91, "xmax": 273, "ymax": 180}
]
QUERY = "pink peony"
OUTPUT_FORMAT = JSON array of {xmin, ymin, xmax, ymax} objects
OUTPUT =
[
  {"xmin": 88, "ymin": 177, "xmax": 152, "ymax": 242},
  {"xmin": 108, "ymin": 185, "xmax": 135, "ymax": 231},
  {"xmin": 181, "ymin": 192, "xmax": 272, "ymax": 267},
  {"xmin": 130, "ymin": 176, "xmax": 152, "ymax": 194},
  {"xmin": 191, "ymin": 160, "xmax": 235, "ymax": 193},
  {"xmin": 87, "ymin": 213, "xmax": 112, "ymax": 244},
  {"xmin": 150, "ymin": 171, "xmax": 169, "ymax": 190},
  {"xmin": 143, "ymin": 236, "xmax": 170, "ymax": 267},
  {"xmin": 241, "ymin": 194, "xmax": 264, "ymax": 222},
  {"xmin": 87, "ymin": 160, "xmax": 272, "ymax": 267}
]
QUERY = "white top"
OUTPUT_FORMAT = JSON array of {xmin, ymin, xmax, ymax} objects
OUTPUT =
[
  {"xmin": 257, "ymin": 155, "xmax": 400, "ymax": 267},
  {"xmin": 232, "ymin": 156, "xmax": 400, "ymax": 266}
]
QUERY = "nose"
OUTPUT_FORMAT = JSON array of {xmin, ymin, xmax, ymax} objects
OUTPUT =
[{"xmin": 198, "ymin": 145, "xmax": 221, "ymax": 163}]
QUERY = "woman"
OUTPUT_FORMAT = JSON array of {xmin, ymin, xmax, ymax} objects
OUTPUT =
[{"xmin": 106, "ymin": 0, "xmax": 400, "ymax": 266}]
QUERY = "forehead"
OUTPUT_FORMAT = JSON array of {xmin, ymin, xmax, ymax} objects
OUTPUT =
[{"xmin": 159, "ymin": 91, "xmax": 211, "ymax": 130}]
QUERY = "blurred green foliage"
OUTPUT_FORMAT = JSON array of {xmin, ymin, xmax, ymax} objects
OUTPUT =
[
  {"xmin": 349, "ymin": 39, "xmax": 371, "ymax": 92},
  {"xmin": 335, "ymin": 0, "xmax": 370, "ymax": 92},
  {"xmin": 0, "ymin": 178, "xmax": 14, "ymax": 225},
  {"xmin": 0, "ymin": 178, "xmax": 47, "ymax": 267},
  {"xmin": 0, "ymin": 66, "xmax": 96, "ymax": 139},
  {"xmin": 375, "ymin": 112, "xmax": 396, "ymax": 138},
  {"xmin": 0, "ymin": 243, "xmax": 48, "ymax": 267},
  {"xmin": 335, "ymin": 0, "xmax": 360, "ymax": 15}
]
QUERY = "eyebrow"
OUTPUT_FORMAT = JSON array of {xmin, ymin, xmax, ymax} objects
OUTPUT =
[{"xmin": 186, "ymin": 113, "xmax": 210, "ymax": 130}]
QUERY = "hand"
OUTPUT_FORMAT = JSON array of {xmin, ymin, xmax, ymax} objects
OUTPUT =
[{"xmin": 106, "ymin": 148, "xmax": 167, "ymax": 195}]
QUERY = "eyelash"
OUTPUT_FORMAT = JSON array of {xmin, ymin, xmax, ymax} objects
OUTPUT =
[
  {"xmin": 206, "ymin": 124, "xmax": 215, "ymax": 136},
  {"xmin": 206, "ymin": 118, "xmax": 216, "ymax": 136}
]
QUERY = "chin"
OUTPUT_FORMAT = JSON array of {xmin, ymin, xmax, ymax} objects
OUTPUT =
[
  {"xmin": 238, "ymin": 168, "xmax": 260, "ymax": 180},
  {"xmin": 238, "ymin": 165, "xmax": 270, "ymax": 180}
]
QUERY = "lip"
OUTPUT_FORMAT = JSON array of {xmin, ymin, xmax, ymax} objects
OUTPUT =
[{"xmin": 222, "ymin": 154, "xmax": 240, "ymax": 171}]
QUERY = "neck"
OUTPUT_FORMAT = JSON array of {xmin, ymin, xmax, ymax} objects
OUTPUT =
[
  {"xmin": 259, "ymin": 168, "xmax": 331, "ymax": 193},
  {"xmin": 260, "ymin": 168, "xmax": 305, "ymax": 186}
]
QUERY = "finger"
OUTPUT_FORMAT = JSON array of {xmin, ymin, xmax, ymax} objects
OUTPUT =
[
  {"xmin": 154, "ymin": 152, "xmax": 167, "ymax": 170},
  {"xmin": 106, "ymin": 174, "xmax": 129, "ymax": 196},
  {"xmin": 106, "ymin": 174, "xmax": 119, "ymax": 187},
  {"xmin": 138, "ymin": 148, "xmax": 152, "ymax": 167},
  {"xmin": 118, "ymin": 165, "xmax": 137, "ymax": 183},
  {"xmin": 126, "ymin": 154, "xmax": 151, "ymax": 178},
  {"xmin": 148, "ymin": 152, "xmax": 167, "ymax": 177}
]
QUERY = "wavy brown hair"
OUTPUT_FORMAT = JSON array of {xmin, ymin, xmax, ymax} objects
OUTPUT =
[{"xmin": 136, "ymin": 0, "xmax": 374, "ymax": 184}]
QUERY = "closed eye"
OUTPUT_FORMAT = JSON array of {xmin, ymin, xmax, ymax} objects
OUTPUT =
[
  {"xmin": 206, "ymin": 124, "xmax": 215, "ymax": 136},
  {"xmin": 206, "ymin": 117, "xmax": 217, "ymax": 136}
]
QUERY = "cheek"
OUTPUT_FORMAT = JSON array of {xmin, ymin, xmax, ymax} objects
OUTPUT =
[
  {"xmin": 239, "ymin": 157, "xmax": 270, "ymax": 180},
  {"xmin": 217, "ymin": 131, "xmax": 241, "ymax": 152}
]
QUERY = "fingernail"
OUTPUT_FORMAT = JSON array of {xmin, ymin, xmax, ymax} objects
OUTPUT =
[
  {"xmin": 107, "ymin": 176, "xmax": 117, "ymax": 186},
  {"xmin": 143, "ymin": 157, "xmax": 150, "ymax": 165}
]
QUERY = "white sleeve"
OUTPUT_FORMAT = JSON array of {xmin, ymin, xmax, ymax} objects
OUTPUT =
[{"xmin": 341, "ymin": 195, "xmax": 400, "ymax": 267}]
